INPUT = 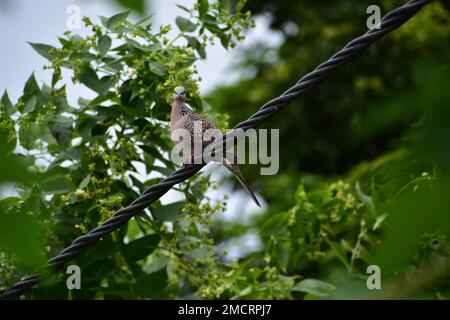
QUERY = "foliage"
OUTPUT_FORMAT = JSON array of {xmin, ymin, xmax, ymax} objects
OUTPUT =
[
  {"xmin": 114, "ymin": 0, "xmax": 147, "ymax": 14},
  {"xmin": 209, "ymin": 0, "xmax": 450, "ymax": 173},
  {"xmin": 205, "ymin": 0, "xmax": 450, "ymax": 299},
  {"xmin": 202, "ymin": 67, "xmax": 450, "ymax": 298},
  {"xmin": 1, "ymin": 0, "xmax": 450, "ymax": 300},
  {"xmin": 0, "ymin": 0, "xmax": 253, "ymax": 299}
]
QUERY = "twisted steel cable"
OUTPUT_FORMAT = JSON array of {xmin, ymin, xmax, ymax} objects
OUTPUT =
[{"xmin": 0, "ymin": 0, "xmax": 433, "ymax": 300}]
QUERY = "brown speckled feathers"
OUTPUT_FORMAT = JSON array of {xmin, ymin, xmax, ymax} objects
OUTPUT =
[{"xmin": 170, "ymin": 87, "xmax": 261, "ymax": 207}]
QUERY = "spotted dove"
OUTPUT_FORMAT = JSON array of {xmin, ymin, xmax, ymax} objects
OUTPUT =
[{"xmin": 170, "ymin": 86, "xmax": 261, "ymax": 207}]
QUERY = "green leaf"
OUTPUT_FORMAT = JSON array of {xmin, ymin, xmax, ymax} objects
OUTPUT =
[
  {"xmin": 39, "ymin": 167, "xmax": 73, "ymax": 194},
  {"xmin": 122, "ymin": 234, "xmax": 160, "ymax": 262},
  {"xmin": 219, "ymin": 0, "xmax": 232, "ymax": 12},
  {"xmin": 79, "ymin": 66, "xmax": 115, "ymax": 94},
  {"xmin": 91, "ymin": 123, "xmax": 109, "ymax": 136},
  {"xmin": 151, "ymin": 201, "xmax": 186, "ymax": 222},
  {"xmin": 278, "ymin": 274, "xmax": 296, "ymax": 290},
  {"xmin": 186, "ymin": 36, "xmax": 206, "ymax": 59},
  {"xmin": 176, "ymin": 4, "xmax": 191, "ymax": 13},
  {"xmin": 236, "ymin": 0, "xmax": 245, "ymax": 12},
  {"xmin": 198, "ymin": 0, "xmax": 209, "ymax": 20},
  {"xmin": 88, "ymin": 93, "xmax": 114, "ymax": 107},
  {"xmin": 0, "ymin": 197, "xmax": 21, "ymax": 208},
  {"xmin": 127, "ymin": 39, "xmax": 152, "ymax": 52},
  {"xmin": 139, "ymin": 144, "xmax": 174, "ymax": 168},
  {"xmin": 148, "ymin": 61, "xmax": 166, "ymax": 76},
  {"xmin": 98, "ymin": 35, "xmax": 112, "ymax": 56},
  {"xmin": 373, "ymin": 213, "xmax": 388, "ymax": 231},
  {"xmin": 0, "ymin": 144, "xmax": 34, "ymax": 184},
  {"xmin": 131, "ymin": 88, "xmax": 141, "ymax": 101},
  {"xmin": 0, "ymin": 208, "xmax": 45, "ymax": 271},
  {"xmin": 175, "ymin": 16, "xmax": 197, "ymax": 32},
  {"xmin": 79, "ymin": 174, "xmax": 91, "ymax": 189},
  {"xmin": 1, "ymin": 90, "xmax": 15, "ymax": 116},
  {"xmin": 135, "ymin": 14, "xmax": 155, "ymax": 26},
  {"xmin": 23, "ymin": 95, "xmax": 38, "ymax": 113},
  {"xmin": 0, "ymin": 124, "xmax": 16, "ymax": 154},
  {"xmin": 204, "ymin": 15, "xmax": 221, "ymax": 34},
  {"xmin": 19, "ymin": 122, "xmax": 42, "ymax": 149},
  {"xmin": 23, "ymin": 73, "xmax": 40, "ymax": 95},
  {"xmin": 260, "ymin": 212, "xmax": 289, "ymax": 235},
  {"xmin": 77, "ymin": 117, "xmax": 97, "ymax": 138},
  {"xmin": 28, "ymin": 42, "xmax": 57, "ymax": 61},
  {"xmin": 48, "ymin": 120, "xmax": 73, "ymax": 147},
  {"xmin": 51, "ymin": 66, "xmax": 62, "ymax": 87},
  {"xmin": 198, "ymin": 48, "xmax": 206, "ymax": 59},
  {"xmin": 185, "ymin": 246, "xmax": 211, "ymax": 261},
  {"xmin": 79, "ymin": 67, "xmax": 101, "ymax": 92},
  {"xmin": 220, "ymin": 34, "xmax": 230, "ymax": 49},
  {"xmin": 292, "ymin": 279, "xmax": 336, "ymax": 298},
  {"xmin": 134, "ymin": 267, "xmax": 168, "ymax": 298},
  {"xmin": 355, "ymin": 181, "xmax": 376, "ymax": 215},
  {"xmin": 125, "ymin": 218, "xmax": 142, "ymax": 242},
  {"xmin": 40, "ymin": 83, "xmax": 54, "ymax": 101},
  {"xmin": 147, "ymin": 165, "xmax": 173, "ymax": 176},
  {"xmin": 275, "ymin": 242, "xmax": 289, "ymax": 272},
  {"xmin": 120, "ymin": 105, "xmax": 146, "ymax": 118},
  {"xmin": 116, "ymin": 0, "xmax": 145, "ymax": 14},
  {"xmin": 231, "ymin": 286, "xmax": 252, "ymax": 299},
  {"xmin": 328, "ymin": 240, "xmax": 351, "ymax": 271},
  {"xmin": 99, "ymin": 16, "xmax": 109, "ymax": 28},
  {"xmin": 106, "ymin": 11, "xmax": 129, "ymax": 28}
]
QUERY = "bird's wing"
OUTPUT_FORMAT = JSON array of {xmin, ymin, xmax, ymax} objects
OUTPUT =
[{"xmin": 182, "ymin": 112, "xmax": 217, "ymax": 146}]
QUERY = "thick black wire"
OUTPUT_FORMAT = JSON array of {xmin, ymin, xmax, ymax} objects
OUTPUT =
[{"xmin": 0, "ymin": 0, "xmax": 433, "ymax": 300}]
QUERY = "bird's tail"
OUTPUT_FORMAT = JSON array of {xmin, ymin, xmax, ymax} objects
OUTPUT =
[{"xmin": 224, "ymin": 163, "xmax": 261, "ymax": 207}]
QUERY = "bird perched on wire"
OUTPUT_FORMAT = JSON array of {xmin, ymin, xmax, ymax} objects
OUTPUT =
[{"xmin": 170, "ymin": 86, "xmax": 261, "ymax": 207}]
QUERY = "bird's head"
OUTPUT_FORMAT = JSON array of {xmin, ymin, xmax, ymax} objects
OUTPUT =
[{"xmin": 173, "ymin": 86, "xmax": 186, "ymax": 102}]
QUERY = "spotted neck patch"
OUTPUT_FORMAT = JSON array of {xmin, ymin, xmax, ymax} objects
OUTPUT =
[{"xmin": 179, "ymin": 104, "xmax": 192, "ymax": 117}]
